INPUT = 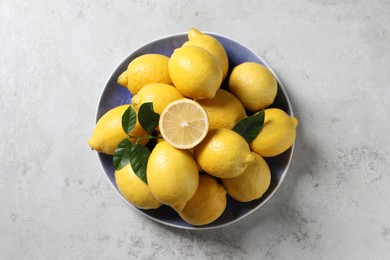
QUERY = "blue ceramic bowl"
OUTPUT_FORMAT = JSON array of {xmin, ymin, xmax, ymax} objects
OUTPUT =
[{"xmin": 95, "ymin": 32, "xmax": 295, "ymax": 230}]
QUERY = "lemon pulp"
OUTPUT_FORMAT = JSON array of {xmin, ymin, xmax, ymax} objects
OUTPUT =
[{"xmin": 159, "ymin": 99, "xmax": 209, "ymax": 149}]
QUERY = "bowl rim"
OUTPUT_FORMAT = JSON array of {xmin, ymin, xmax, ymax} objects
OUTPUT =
[{"xmin": 93, "ymin": 31, "xmax": 295, "ymax": 230}]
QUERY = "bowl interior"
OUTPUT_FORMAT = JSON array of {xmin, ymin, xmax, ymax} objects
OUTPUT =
[{"xmin": 96, "ymin": 33, "xmax": 294, "ymax": 230}]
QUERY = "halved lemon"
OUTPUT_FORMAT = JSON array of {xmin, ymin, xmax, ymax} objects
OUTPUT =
[{"xmin": 159, "ymin": 99, "xmax": 209, "ymax": 149}]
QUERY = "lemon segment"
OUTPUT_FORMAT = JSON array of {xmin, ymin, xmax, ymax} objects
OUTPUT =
[
  {"xmin": 115, "ymin": 164, "xmax": 161, "ymax": 209},
  {"xmin": 159, "ymin": 99, "xmax": 209, "ymax": 149}
]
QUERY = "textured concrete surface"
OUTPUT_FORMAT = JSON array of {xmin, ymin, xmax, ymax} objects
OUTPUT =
[{"xmin": 1, "ymin": 0, "xmax": 389, "ymax": 259}]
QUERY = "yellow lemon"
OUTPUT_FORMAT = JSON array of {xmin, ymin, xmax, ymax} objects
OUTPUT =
[
  {"xmin": 197, "ymin": 89, "xmax": 246, "ymax": 129},
  {"xmin": 222, "ymin": 153, "xmax": 271, "ymax": 202},
  {"xmin": 178, "ymin": 174, "xmax": 227, "ymax": 226},
  {"xmin": 115, "ymin": 164, "xmax": 161, "ymax": 209},
  {"xmin": 183, "ymin": 28, "xmax": 229, "ymax": 79},
  {"xmin": 88, "ymin": 105, "xmax": 148, "ymax": 155},
  {"xmin": 131, "ymin": 83, "xmax": 184, "ymax": 115},
  {"xmin": 195, "ymin": 128, "xmax": 255, "ymax": 178},
  {"xmin": 119, "ymin": 54, "xmax": 172, "ymax": 95},
  {"xmin": 189, "ymin": 148, "xmax": 204, "ymax": 172},
  {"xmin": 147, "ymin": 141, "xmax": 199, "ymax": 211},
  {"xmin": 117, "ymin": 70, "xmax": 128, "ymax": 86},
  {"xmin": 159, "ymin": 99, "xmax": 209, "ymax": 149},
  {"xmin": 250, "ymin": 108, "xmax": 298, "ymax": 157},
  {"xmin": 168, "ymin": 45, "xmax": 222, "ymax": 99},
  {"xmin": 229, "ymin": 62, "xmax": 277, "ymax": 111}
]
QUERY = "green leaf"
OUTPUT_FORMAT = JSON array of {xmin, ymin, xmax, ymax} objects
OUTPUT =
[
  {"xmin": 129, "ymin": 144, "xmax": 151, "ymax": 183},
  {"xmin": 122, "ymin": 105, "xmax": 137, "ymax": 135},
  {"xmin": 113, "ymin": 139, "xmax": 133, "ymax": 170},
  {"xmin": 233, "ymin": 110, "xmax": 265, "ymax": 143},
  {"xmin": 138, "ymin": 102, "xmax": 160, "ymax": 135}
]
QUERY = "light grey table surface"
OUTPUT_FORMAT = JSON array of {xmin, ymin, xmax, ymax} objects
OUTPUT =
[{"xmin": 1, "ymin": 1, "xmax": 389, "ymax": 259}]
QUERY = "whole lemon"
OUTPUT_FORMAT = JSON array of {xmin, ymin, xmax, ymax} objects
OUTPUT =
[
  {"xmin": 195, "ymin": 128, "xmax": 255, "ymax": 178},
  {"xmin": 115, "ymin": 164, "xmax": 161, "ymax": 209},
  {"xmin": 222, "ymin": 153, "xmax": 271, "ymax": 202},
  {"xmin": 197, "ymin": 89, "xmax": 246, "ymax": 129},
  {"xmin": 229, "ymin": 62, "xmax": 277, "ymax": 111},
  {"xmin": 147, "ymin": 141, "xmax": 199, "ymax": 211},
  {"xmin": 168, "ymin": 45, "xmax": 222, "ymax": 99},
  {"xmin": 119, "ymin": 54, "xmax": 172, "ymax": 95},
  {"xmin": 178, "ymin": 174, "xmax": 227, "ymax": 226},
  {"xmin": 88, "ymin": 105, "xmax": 148, "ymax": 155},
  {"xmin": 131, "ymin": 83, "xmax": 184, "ymax": 115},
  {"xmin": 250, "ymin": 108, "xmax": 298, "ymax": 157},
  {"xmin": 183, "ymin": 28, "xmax": 229, "ymax": 80}
]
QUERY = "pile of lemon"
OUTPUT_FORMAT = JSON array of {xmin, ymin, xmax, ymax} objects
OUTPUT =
[{"xmin": 88, "ymin": 28, "xmax": 298, "ymax": 226}]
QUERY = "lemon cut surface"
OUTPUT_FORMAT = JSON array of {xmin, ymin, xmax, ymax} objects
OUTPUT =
[{"xmin": 159, "ymin": 99, "xmax": 209, "ymax": 149}]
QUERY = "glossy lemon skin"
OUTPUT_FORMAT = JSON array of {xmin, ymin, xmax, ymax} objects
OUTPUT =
[
  {"xmin": 88, "ymin": 105, "xmax": 148, "ymax": 155},
  {"xmin": 195, "ymin": 128, "xmax": 255, "ymax": 178},
  {"xmin": 197, "ymin": 89, "xmax": 246, "ymax": 129},
  {"xmin": 183, "ymin": 28, "xmax": 229, "ymax": 80},
  {"xmin": 168, "ymin": 45, "xmax": 222, "ymax": 100},
  {"xmin": 131, "ymin": 83, "xmax": 184, "ymax": 115},
  {"xmin": 229, "ymin": 62, "xmax": 277, "ymax": 112},
  {"xmin": 178, "ymin": 174, "xmax": 227, "ymax": 226},
  {"xmin": 250, "ymin": 108, "xmax": 298, "ymax": 157},
  {"xmin": 119, "ymin": 54, "xmax": 172, "ymax": 95},
  {"xmin": 115, "ymin": 164, "xmax": 161, "ymax": 209},
  {"xmin": 222, "ymin": 153, "xmax": 271, "ymax": 202},
  {"xmin": 147, "ymin": 141, "xmax": 199, "ymax": 211}
]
